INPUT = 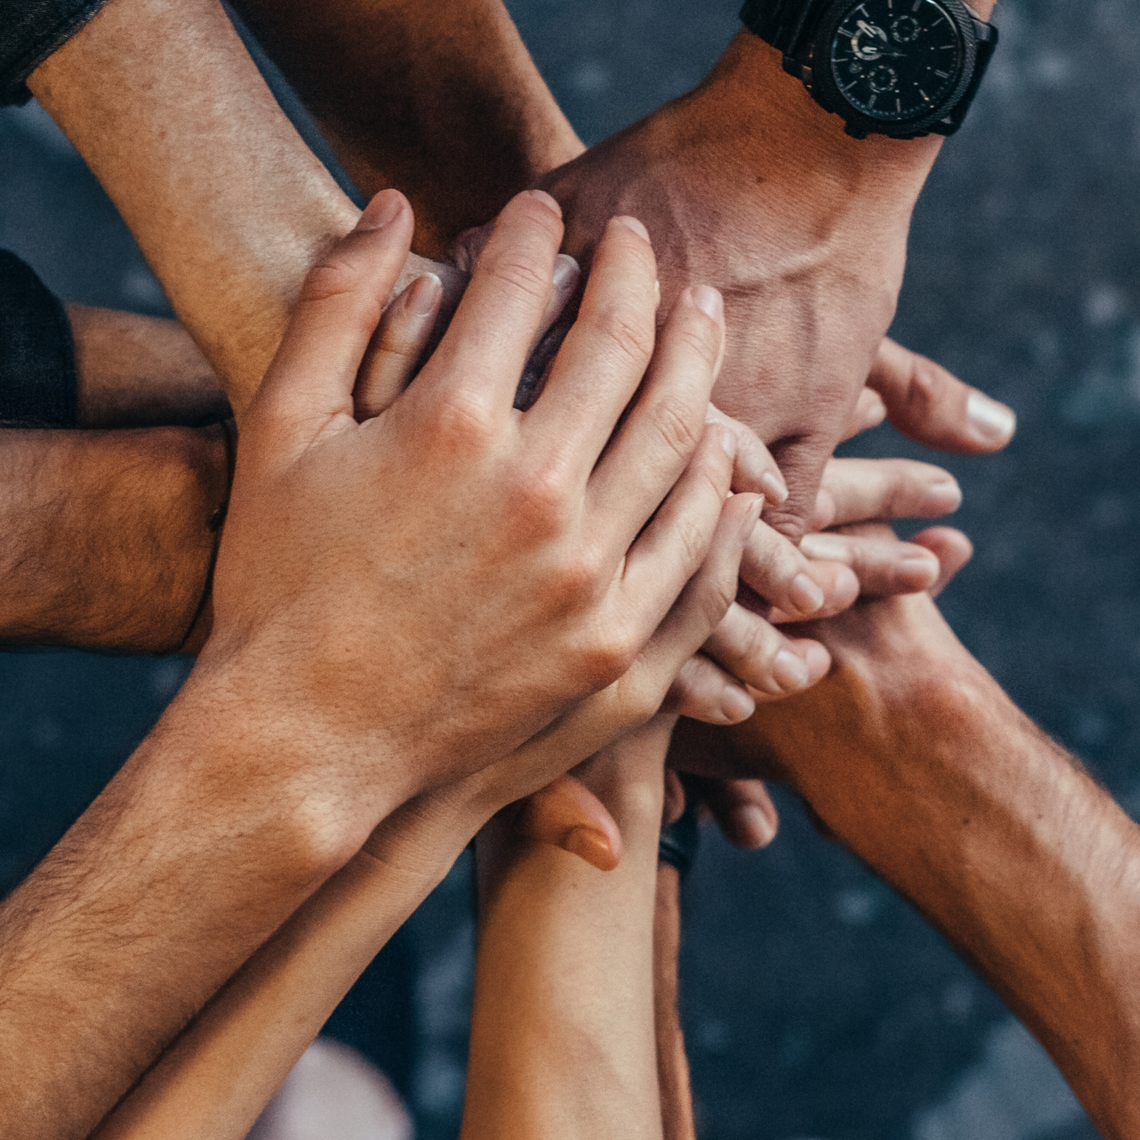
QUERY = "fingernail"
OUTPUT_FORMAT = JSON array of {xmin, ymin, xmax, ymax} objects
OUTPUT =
[
  {"xmin": 720, "ymin": 685, "xmax": 756, "ymax": 723},
  {"xmin": 357, "ymin": 190, "xmax": 403, "ymax": 231},
  {"xmin": 899, "ymin": 552, "xmax": 940, "ymax": 589},
  {"xmin": 921, "ymin": 479, "xmax": 962, "ymax": 515},
  {"xmin": 789, "ymin": 572, "xmax": 826, "ymax": 615},
  {"xmin": 525, "ymin": 189, "xmax": 563, "ymax": 218},
  {"xmin": 691, "ymin": 285, "xmax": 724, "ymax": 323},
  {"xmin": 760, "ymin": 470, "xmax": 789, "ymax": 505},
  {"xmin": 615, "ymin": 215, "xmax": 650, "ymax": 241},
  {"xmin": 735, "ymin": 803, "xmax": 778, "ymax": 848},
  {"xmin": 551, "ymin": 254, "xmax": 579, "ymax": 295},
  {"xmin": 563, "ymin": 826, "xmax": 615, "ymax": 870},
  {"xmin": 717, "ymin": 424, "xmax": 738, "ymax": 461},
  {"xmin": 773, "ymin": 648, "xmax": 811, "ymax": 692},
  {"xmin": 408, "ymin": 273, "xmax": 443, "ymax": 318},
  {"xmin": 967, "ymin": 391, "xmax": 1016, "ymax": 445}
]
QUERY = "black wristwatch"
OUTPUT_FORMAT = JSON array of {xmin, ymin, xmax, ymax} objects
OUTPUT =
[{"xmin": 739, "ymin": 0, "xmax": 998, "ymax": 139}]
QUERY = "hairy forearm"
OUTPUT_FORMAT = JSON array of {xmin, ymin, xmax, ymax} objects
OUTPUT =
[
  {"xmin": 94, "ymin": 794, "xmax": 474, "ymax": 1140},
  {"xmin": 727, "ymin": 602, "xmax": 1140, "ymax": 1138},
  {"xmin": 0, "ymin": 426, "xmax": 226, "ymax": 652},
  {"xmin": 231, "ymin": 0, "xmax": 583, "ymax": 257},
  {"xmin": 463, "ymin": 725, "xmax": 671, "ymax": 1140},
  {"xmin": 28, "ymin": 0, "xmax": 464, "ymax": 418},
  {"xmin": 0, "ymin": 672, "xmax": 367, "ymax": 1140},
  {"xmin": 68, "ymin": 305, "xmax": 229, "ymax": 428}
]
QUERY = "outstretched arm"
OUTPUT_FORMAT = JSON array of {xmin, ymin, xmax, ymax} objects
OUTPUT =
[
  {"xmin": 230, "ymin": 0, "xmax": 584, "ymax": 257},
  {"xmin": 675, "ymin": 591, "xmax": 1140, "ymax": 1140},
  {"xmin": 27, "ymin": 0, "xmax": 460, "ymax": 417},
  {"xmin": 463, "ymin": 720, "xmax": 674, "ymax": 1140}
]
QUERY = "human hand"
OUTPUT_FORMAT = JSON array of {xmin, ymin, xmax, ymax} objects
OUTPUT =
[
  {"xmin": 532, "ymin": 29, "xmax": 1003, "ymax": 537},
  {"xmin": 202, "ymin": 187, "xmax": 757, "ymax": 857}
]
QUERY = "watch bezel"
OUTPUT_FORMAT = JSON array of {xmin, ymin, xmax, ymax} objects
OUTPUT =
[{"xmin": 810, "ymin": 0, "xmax": 981, "ymax": 138}]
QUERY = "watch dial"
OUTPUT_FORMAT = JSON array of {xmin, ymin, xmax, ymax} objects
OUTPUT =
[{"xmin": 829, "ymin": 0, "xmax": 965, "ymax": 122}]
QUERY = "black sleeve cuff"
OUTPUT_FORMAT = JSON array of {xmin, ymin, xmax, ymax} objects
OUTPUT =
[
  {"xmin": 0, "ymin": 0, "xmax": 111, "ymax": 105},
  {"xmin": 0, "ymin": 250, "xmax": 78, "ymax": 427}
]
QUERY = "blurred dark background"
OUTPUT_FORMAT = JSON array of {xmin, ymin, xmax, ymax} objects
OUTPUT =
[{"xmin": 1, "ymin": 0, "xmax": 1135, "ymax": 1136}]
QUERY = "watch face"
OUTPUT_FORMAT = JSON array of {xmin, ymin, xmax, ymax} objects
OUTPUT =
[{"xmin": 828, "ymin": 0, "xmax": 965, "ymax": 123}]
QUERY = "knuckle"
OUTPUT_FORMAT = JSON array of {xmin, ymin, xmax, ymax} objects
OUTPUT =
[
  {"xmin": 651, "ymin": 398, "xmax": 702, "ymax": 466},
  {"xmin": 485, "ymin": 253, "xmax": 553, "ymax": 306},
  {"xmin": 506, "ymin": 466, "xmax": 574, "ymax": 535},
  {"xmin": 300, "ymin": 258, "xmax": 363, "ymax": 306},
  {"xmin": 595, "ymin": 302, "xmax": 655, "ymax": 369},
  {"xmin": 676, "ymin": 319, "xmax": 722, "ymax": 370},
  {"xmin": 578, "ymin": 620, "xmax": 640, "ymax": 689},
  {"xmin": 431, "ymin": 392, "xmax": 497, "ymax": 451}
]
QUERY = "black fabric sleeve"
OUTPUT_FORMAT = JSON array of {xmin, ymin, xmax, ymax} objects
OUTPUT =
[
  {"xmin": 0, "ymin": 250, "xmax": 78, "ymax": 426},
  {"xmin": 0, "ymin": 0, "xmax": 111, "ymax": 105}
]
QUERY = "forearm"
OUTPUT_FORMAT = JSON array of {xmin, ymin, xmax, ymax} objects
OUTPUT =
[
  {"xmin": 231, "ymin": 0, "xmax": 583, "ymax": 257},
  {"xmin": 653, "ymin": 864, "xmax": 696, "ymax": 1140},
  {"xmin": 463, "ymin": 723, "xmax": 671, "ymax": 1140},
  {"xmin": 0, "ymin": 426, "xmax": 226, "ymax": 653},
  {"xmin": 729, "ymin": 607, "xmax": 1140, "ymax": 1137},
  {"xmin": 94, "ymin": 794, "xmax": 475, "ymax": 1140},
  {"xmin": 68, "ymin": 305, "xmax": 229, "ymax": 427},
  {"xmin": 28, "ymin": 0, "xmax": 457, "ymax": 418},
  {"xmin": 0, "ymin": 672, "xmax": 373, "ymax": 1140}
]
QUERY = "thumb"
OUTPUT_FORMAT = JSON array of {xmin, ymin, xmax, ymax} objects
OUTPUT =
[
  {"xmin": 516, "ymin": 774, "xmax": 623, "ymax": 871},
  {"xmin": 251, "ymin": 190, "xmax": 416, "ymax": 450}
]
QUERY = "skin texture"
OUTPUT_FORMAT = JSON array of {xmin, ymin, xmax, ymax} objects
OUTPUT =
[
  {"xmin": 0, "ymin": 191, "xmax": 759, "ymax": 1140},
  {"xmin": 672, "ymin": 590, "xmax": 1140, "ymax": 1140},
  {"xmin": 230, "ymin": 0, "xmax": 584, "ymax": 257},
  {"xmin": 67, "ymin": 305, "xmax": 229, "ymax": 427},
  {"xmin": 537, "ymin": 12, "xmax": 995, "ymax": 537},
  {"xmin": 463, "ymin": 720, "xmax": 675, "ymax": 1140},
  {"xmin": 0, "ymin": 425, "xmax": 225, "ymax": 652},
  {"xmin": 28, "ymin": 0, "xmax": 462, "ymax": 419}
]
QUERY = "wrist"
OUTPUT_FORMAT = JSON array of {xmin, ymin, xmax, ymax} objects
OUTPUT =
[
  {"xmin": 675, "ymin": 32, "xmax": 943, "ymax": 225},
  {"xmin": 169, "ymin": 652, "xmax": 418, "ymax": 872}
]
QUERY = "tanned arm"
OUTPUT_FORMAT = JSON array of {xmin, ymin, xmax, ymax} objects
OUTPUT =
[
  {"xmin": 68, "ymin": 305, "xmax": 228, "ymax": 427},
  {"xmin": 677, "ymin": 590, "xmax": 1140, "ymax": 1140},
  {"xmin": 26, "ymin": 0, "xmax": 460, "ymax": 417},
  {"xmin": 230, "ymin": 0, "xmax": 584, "ymax": 257},
  {"xmin": 0, "ymin": 425, "xmax": 224, "ymax": 652}
]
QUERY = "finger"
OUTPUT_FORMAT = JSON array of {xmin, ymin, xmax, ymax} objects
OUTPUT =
[
  {"xmin": 526, "ymin": 216, "xmax": 660, "ymax": 464},
  {"xmin": 842, "ymin": 386, "xmax": 888, "ymax": 441},
  {"xmin": 663, "ymin": 653, "xmax": 756, "ymax": 726},
  {"xmin": 911, "ymin": 525, "xmax": 975, "ymax": 596},
  {"xmin": 705, "ymin": 404, "xmax": 788, "ymax": 503},
  {"xmin": 702, "ymin": 602, "xmax": 830, "ymax": 698},
  {"xmin": 628, "ymin": 489, "xmax": 763, "ymax": 709},
  {"xmin": 515, "ymin": 774, "xmax": 623, "ymax": 871},
  {"xmin": 740, "ymin": 517, "xmax": 858, "ymax": 620},
  {"xmin": 354, "ymin": 273, "xmax": 443, "ymax": 419},
  {"xmin": 820, "ymin": 457, "xmax": 961, "ymax": 525},
  {"xmin": 255, "ymin": 190, "xmax": 415, "ymax": 438},
  {"xmin": 588, "ymin": 285, "xmax": 725, "ymax": 549},
  {"xmin": 868, "ymin": 337, "xmax": 1016, "ymax": 453},
  {"xmin": 684, "ymin": 776, "xmax": 779, "ymax": 850},
  {"xmin": 417, "ymin": 190, "xmax": 564, "ymax": 412},
  {"xmin": 616, "ymin": 425, "xmax": 742, "ymax": 640},
  {"xmin": 761, "ymin": 434, "xmax": 834, "ymax": 541},
  {"xmin": 514, "ymin": 255, "xmax": 580, "ymax": 410},
  {"xmin": 799, "ymin": 531, "xmax": 941, "ymax": 597}
]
